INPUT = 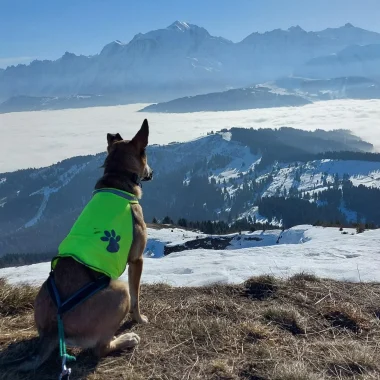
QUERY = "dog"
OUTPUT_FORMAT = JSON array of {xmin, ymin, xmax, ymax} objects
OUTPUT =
[{"xmin": 19, "ymin": 119, "xmax": 153, "ymax": 371}]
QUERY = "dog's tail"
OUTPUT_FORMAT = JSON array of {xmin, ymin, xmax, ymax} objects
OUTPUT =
[{"xmin": 16, "ymin": 336, "xmax": 57, "ymax": 372}]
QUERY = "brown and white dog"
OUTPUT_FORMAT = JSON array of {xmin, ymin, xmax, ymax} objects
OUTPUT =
[{"xmin": 19, "ymin": 119, "xmax": 153, "ymax": 371}]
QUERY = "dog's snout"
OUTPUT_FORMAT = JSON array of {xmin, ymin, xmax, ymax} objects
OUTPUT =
[{"xmin": 142, "ymin": 168, "xmax": 153, "ymax": 182}]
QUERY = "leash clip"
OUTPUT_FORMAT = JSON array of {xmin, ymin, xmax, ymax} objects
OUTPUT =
[
  {"xmin": 59, "ymin": 355, "xmax": 72, "ymax": 380},
  {"xmin": 59, "ymin": 364, "xmax": 71, "ymax": 380}
]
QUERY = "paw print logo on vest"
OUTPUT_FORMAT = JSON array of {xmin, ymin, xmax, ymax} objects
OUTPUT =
[{"xmin": 101, "ymin": 230, "xmax": 121, "ymax": 253}]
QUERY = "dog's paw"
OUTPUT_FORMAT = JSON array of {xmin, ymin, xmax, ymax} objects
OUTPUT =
[
  {"xmin": 129, "ymin": 332, "xmax": 141, "ymax": 344},
  {"xmin": 133, "ymin": 314, "xmax": 149, "ymax": 324},
  {"xmin": 115, "ymin": 332, "xmax": 140, "ymax": 349}
]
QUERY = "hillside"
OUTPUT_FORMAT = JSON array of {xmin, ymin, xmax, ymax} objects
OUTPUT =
[
  {"xmin": 0, "ymin": 275, "xmax": 379, "ymax": 379},
  {"xmin": 140, "ymin": 86, "xmax": 310, "ymax": 113},
  {"xmin": 1, "ymin": 127, "xmax": 380, "ymax": 255},
  {"xmin": 1, "ymin": 22, "xmax": 380, "ymax": 110},
  {"xmin": 0, "ymin": 95, "xmax": 123, "ymax": 114},
  {"xmin": 140, "ymin": 77, "xmax": 380, "ymax": 113}
]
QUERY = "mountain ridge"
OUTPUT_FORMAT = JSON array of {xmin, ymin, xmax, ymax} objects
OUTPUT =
[{"xmin": 1, "ymin": 22, "xmax": 380, "ymax": 106}]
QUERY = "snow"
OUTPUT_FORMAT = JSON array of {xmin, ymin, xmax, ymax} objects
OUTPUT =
[
  {"xmin": 24, "ymin": 163, "xmax": 88, "ymax": 228},
  {"xmin": 1, "ymin": 225, "xmax": 379, "ymax": 287},
  {"xmin": 144, "ymin": 228, "xmax": 203, "ymax": 258},
  {"xmin": 2, "ymin": 99, "xmax": 380, "ymax": 172},
  {"xmin": 169, "ymin": 21, "xmax": 191, "ymax": 32},
  {"xmin": 221, "ymin": 131, "xmax": 231, "ymax": 141},
  {"xmin": 260, "ymin": 159, "xmax": 380, "ymax": 198}
]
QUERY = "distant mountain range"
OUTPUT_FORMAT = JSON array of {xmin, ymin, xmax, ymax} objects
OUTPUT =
[
  {"xmin": 295, "ymin": 44, "xmax": 380, "ymax": 80},
  {"xmin": 1, "ymin": 21, "xmax": 380, "ymax": 112},
  {"xmin": 141, "ymin": 76, "xmax": 380, "ymax": 113},
  {"xmin": 2, "ymin": 127, "xmax": 380, "ymax": 255}
]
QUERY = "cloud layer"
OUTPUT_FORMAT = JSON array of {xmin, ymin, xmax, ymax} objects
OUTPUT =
[{"xmin": 1, "ymin": 99, "xmax": 380, "ymax": 172}]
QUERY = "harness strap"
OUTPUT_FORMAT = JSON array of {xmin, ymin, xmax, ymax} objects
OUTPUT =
[
  {"xmin": 47, "ymin": 272, "xmax": 110, "ymax": 315},
  {"xmin": 47, "ymin": 271, "xmax": 111, "ymax": 379},
  {"xmin": 93, "ymin": 188, "xmax": 139, "ymax": 203}
]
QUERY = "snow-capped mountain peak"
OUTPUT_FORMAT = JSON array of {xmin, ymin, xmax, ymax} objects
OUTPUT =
[
  {"xmin": 168, "ymin": 20, "xmax": 191, "ymax": 32},
  {"xmin": 166, "ymin": 20, "xmax": 210, "ymax": 35},
  {"xmin": 100, "ymin": 40, "xmax": 126, "ymax": 56}
]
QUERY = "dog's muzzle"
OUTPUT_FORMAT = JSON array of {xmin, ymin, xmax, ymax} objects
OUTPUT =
[{"xmin": 142, "ymin": 169, "xmax": 153, "ymax": 182}]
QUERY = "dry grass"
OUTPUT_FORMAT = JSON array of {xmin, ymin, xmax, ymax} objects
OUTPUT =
[
  {"xmin": 0, "ymin": 275, "xmax": 380, "ymax": 379},
  {"xmin": 263, "ymin": 306, "xmax": 305, "ymax": 335}
]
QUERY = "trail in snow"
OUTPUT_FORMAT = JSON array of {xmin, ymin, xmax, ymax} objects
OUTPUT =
[{"xmin": 24, "ymin": 163, "xmax": 88, "ymax": 228}]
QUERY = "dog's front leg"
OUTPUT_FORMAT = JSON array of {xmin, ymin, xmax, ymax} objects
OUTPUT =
[{"xmin": 128, "ymin": 257, "xmax": 148, "ymax": 324}]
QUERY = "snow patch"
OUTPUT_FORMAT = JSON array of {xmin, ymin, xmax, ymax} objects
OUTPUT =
[
  {"xmin": 1, "ymin": 225, "xmax": 378, "ymax": 286},
  {"xmin": 221, "ymin": 131, "xmax": 231, "ymax": 141}
]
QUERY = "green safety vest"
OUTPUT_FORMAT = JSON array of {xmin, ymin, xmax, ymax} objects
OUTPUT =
[{"xmin": 52, "ymin": 188, "xmax": 138, "ymax": 279}]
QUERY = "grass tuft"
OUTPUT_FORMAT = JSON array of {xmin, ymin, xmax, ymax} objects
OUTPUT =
[
  {"xmin": 243, "ymin": 275, "xmax": 278, "ymax": 300},
  {"xmin": 289, "ymin": 272, "xmax": 320, "ymax": 283},
  {"xmin": 263, "ymin": 306, "xmax": 305, "ymax": 335},
  {"xmin": 0, "ymin": 278, "xmax": 38, "ymax": 316},
  {"xmin": 324, "ymin": 304, "xmax": 367, "ymax": 333}
]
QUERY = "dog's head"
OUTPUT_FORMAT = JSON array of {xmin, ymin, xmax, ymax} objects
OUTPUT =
[{"xmin": 105, "ymin": 119, "xmax": 153, "ymax": 184}]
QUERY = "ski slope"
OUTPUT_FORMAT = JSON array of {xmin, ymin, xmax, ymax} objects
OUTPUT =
[{"xmin": 0, "ymin": 225, "xmax": 379, "ymax": 286}]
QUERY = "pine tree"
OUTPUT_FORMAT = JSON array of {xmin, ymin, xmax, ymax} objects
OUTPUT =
[{"xmin": 162, "ymin": 216, "xmax": 173, "ymax": 224}]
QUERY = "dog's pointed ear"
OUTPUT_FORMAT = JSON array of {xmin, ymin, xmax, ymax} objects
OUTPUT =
[
  {"xmin": 132, "ymin": 119, "xmax": 149, "ymax": 149},
  {"xmin": 107, "ymin": 133, "xmax": 123, "ymax": 148}
]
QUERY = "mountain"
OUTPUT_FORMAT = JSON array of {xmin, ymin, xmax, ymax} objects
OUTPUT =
[
  {"xmin": 1, "ymin": 127, "xmax": 379, "ymax": 255},
  {"xmin": 140, "ymin": 86, "xmax": 310, "ymax": 113},
  {"xmin": 3, "ymin": 75, "xmax": 379, "ymax": 114},
  {"xmin": 0, "ymin": 21, "xmax": 233, "ymax": 104},
  {"xmin": 274, "ymin": 76, "xmax": 380, "ymax": 100},
  {"xmin": 1, "ymin": 22, "xmax": 380, "ymax": 107},
  {"xmin": 316, "ymin": 23, "xmax": 380, "ymax": 45},
  {"xmin": 295, "ymin": 44, "xmax": 380, "ymax": 80},
  {"xmin": 140, "ymin": 76, "xmax": 380, "ymax": 113},
  {"xmin": 0, "ymin": 94, "xmax": 124, "ymax": 113}
]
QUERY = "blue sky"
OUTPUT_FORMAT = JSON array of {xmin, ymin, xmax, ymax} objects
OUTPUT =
[{"xmin": 1, "ymin": 0, "xmax": 380, "ymax": 68}]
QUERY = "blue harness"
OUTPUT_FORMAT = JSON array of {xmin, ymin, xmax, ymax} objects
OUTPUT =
[{"xmin": 47, "ymin": 271, "xmax": 110, "ymax": 379}]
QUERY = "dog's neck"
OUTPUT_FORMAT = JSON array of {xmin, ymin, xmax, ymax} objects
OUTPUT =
[{"xmin": 95, "ymin": 171, "xmax": 142, "ymax": 199}]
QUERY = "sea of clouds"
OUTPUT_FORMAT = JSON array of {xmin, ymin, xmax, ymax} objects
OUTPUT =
[{"xmin": 1, "ymin": 99, "xmax": 380, "ymax": 172}]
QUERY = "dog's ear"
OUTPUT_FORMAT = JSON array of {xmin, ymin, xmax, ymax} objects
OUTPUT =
[
  {"xmin": 107, "ymin": 133, "xmax": 123, "ymax": 147},
  {"xmin": 131, "ymin": 119, "xmax": 149, "ymax": 150}
]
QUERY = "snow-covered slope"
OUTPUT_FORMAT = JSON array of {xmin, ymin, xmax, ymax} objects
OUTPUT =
[
  {"xmin": 259, "ymin": 160, "xmax": 380, "ymax": 198},
  {"xmin": 1, "ymin": 127, "xmax": 379, "ymax": 255},
  {"xmin": 0, "ymin": 225, "xmax": 378, "ymax": 286}
]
